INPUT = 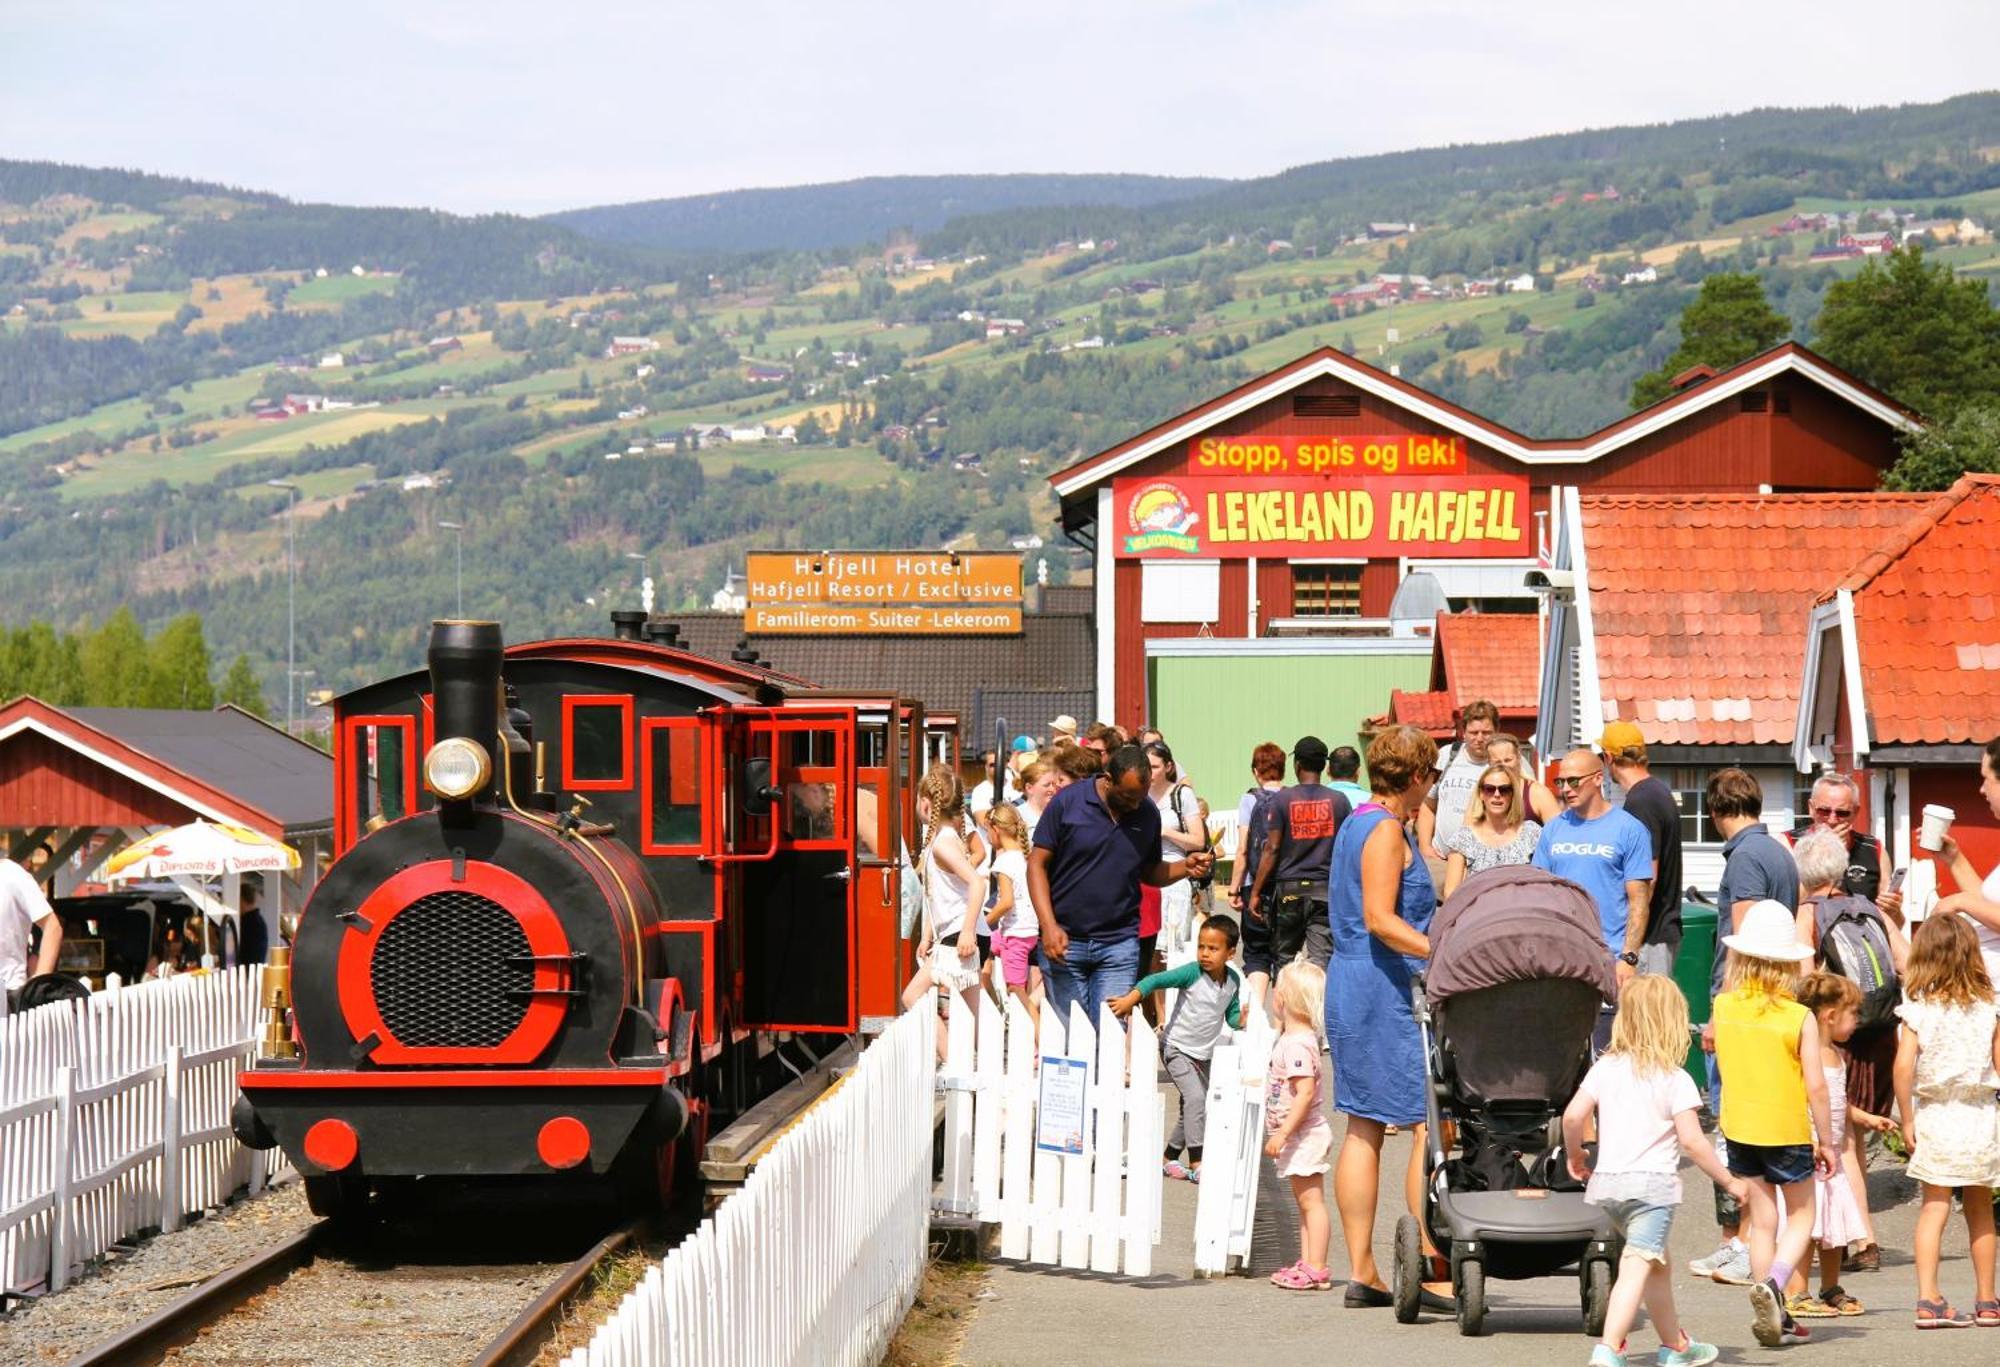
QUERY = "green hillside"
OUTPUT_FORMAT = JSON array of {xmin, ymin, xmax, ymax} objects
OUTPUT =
[
  {"xmin": 546, "ymin": 173, "xmax": 1229, "ymax": 252},
  {"xmin": 2, "ymin": 94, "xmax": 1998, "ymax": 710}
]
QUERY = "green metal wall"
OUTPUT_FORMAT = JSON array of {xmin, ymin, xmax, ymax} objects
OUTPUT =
[{"xmin": 1148, "ymin": 651, "xmax": 1432, "ymax": 819}]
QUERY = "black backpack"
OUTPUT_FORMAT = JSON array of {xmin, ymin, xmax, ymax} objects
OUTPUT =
[
  {"xmin": 1812, "ymin": 894, "xmax": 1901, "ymax": 1033},
  {"xmin": 1240, "ymin": 786, "xmax": 1282, "ymax": 903}
]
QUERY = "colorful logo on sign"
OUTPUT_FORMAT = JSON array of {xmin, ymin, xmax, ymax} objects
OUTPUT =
[{"xmin": 1122, "ymin": 480, "xmax": 1201, "ymax": 554}]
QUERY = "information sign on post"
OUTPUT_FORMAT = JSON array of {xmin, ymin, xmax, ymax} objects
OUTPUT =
[
  {"xmin": 744, "ymin": 551, "xmax": 1024, "ymax": 635},
  {"xmin": 1035, "ymin": 1054, "xmax": 1091, "ymax": 1156}
]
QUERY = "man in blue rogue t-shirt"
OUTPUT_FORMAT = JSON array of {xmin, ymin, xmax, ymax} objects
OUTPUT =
[
  {"xmin": 1532, "ymin": 746, "xmax": 1655, "ymax": 984},
  {"xmin": 1029, "ymin": 744, "xmax": 1214, "ymax": 1024}
]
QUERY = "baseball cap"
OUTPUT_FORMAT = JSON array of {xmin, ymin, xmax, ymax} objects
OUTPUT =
[
  {"xmin": 1597, "ymin": 721, "xmax": 1646, "ymax": 755},
  {"xmin": 1010, "ymin": 734, "xmax": 1034, "ymax": 753},
  {"xmin": 1049, "ymin": 714, "xmax": 1079, "ymax": 738},
  {"xmin": 1292, "ymin": 735, "xmax": 1330, "ymax": 767}
]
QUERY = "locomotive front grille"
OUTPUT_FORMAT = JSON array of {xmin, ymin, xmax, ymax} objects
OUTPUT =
[{"xmin": 370, "ymin": 891, "xmax": 533, "ymax": 1050}]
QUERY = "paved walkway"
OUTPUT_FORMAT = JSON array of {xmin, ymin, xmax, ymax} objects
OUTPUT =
[{"xmin": 960, "ymin": 1118, "xmax": 1997, "ymax": 1365}]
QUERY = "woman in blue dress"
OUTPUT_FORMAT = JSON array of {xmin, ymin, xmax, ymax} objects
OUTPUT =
[{"xmin": 1326, "ymin": 724, "xmax": 1450, "ymax": 1309}]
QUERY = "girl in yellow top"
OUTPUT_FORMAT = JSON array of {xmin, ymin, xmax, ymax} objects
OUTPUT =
[{"xmin": 1713, "ymin": 899, "xmax": 1838, "ymax": 1350}]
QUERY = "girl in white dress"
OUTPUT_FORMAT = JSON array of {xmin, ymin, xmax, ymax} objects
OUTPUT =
[
  {"xmin": 1789, "ymin": 973, "xmax": 1894, "ymax": 1317},
  {"xmin": 901, "ymin": 765, "xmax": 988, "ymax": 1059},
  {"xmin": 1894, "ymin": 914, "xmax": 2000, "ymax": 1329}
]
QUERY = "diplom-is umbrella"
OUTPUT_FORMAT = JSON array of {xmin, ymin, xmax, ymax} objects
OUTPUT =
[{"xmin": 104, "ymin": 820, "xmax": 299, "ymax": 882}]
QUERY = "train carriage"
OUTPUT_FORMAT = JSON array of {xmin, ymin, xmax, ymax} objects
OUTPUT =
[{"xmin": 234, "ymin": 614, "xmax": 933, "ymax": 1220}]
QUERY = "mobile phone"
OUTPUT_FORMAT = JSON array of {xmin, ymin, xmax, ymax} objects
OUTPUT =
[{"xmin": 1888, "ymin": 868, "xmax": 1907, "ymax": 895}]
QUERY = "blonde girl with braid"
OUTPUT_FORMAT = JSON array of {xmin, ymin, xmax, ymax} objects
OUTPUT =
[{"xmin": 901, "ymin": 763, "xmax": 988, "ymax": 1058}]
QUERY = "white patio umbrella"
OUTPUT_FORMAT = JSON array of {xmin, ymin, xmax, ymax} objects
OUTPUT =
[{"xmin": 104, "ymin": 820, "xmax": 300, "ymax": 967}]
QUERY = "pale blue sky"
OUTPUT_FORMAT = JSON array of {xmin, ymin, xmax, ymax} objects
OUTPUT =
[{"xmin": 4, "ymin": 0, "xmax": 1997, "ymax": 214}]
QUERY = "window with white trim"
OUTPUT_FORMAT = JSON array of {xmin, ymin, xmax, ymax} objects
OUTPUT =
[{"xmin": 1292, "ymin": 564, "xmax": 1362, "ymax": 617}]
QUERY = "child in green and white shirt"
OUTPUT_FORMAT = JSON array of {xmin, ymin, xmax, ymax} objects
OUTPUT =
[{"xmin": 1110, "ymin": 913, "xmax": 1243, "ymax": 1180}]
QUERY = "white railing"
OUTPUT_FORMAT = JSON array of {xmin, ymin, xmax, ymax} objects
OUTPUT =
[
  {"xmin": 935, "ymin": 992, "xmax": 1164, "ymax": 1276},
  {"xmin": 1191, "ymin": 1014, "xmax": 1277, "ymax": 1276},
  {"xmin": 0, "ymin": 969, "xmax": 286, "ymax": 1297},
  {"xmin": 562, "ymin": 1006, "xmax": 933, "ymax": 1367}
]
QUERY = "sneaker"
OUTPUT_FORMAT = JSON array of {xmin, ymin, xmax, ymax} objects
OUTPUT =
[
  {"xmin": 1707, "ymin": 1246, "xmax": 1755, "ymax": 1286},
  {"xmin": 1656, "ymin": 1336, "xmax": 1719, "ymax": 1367},
  {"xmin": 1589, "ymin": 1345, "xmax": 1626, "ymax": 1367},
  {"xmin": 1847, "ymin": 1242, "xmax": 1880, "ymax": 1273},
  {"xmin": 1750, "ymin": 1281, "xmax": 1793, "ymax": 1348},
  {"xmin": 1687, "ymin": 1240, "xmax": 1741, "ymax": 1278},
  {"xmin": 1162, "ymin": 1159, "xmax": 1191, "ymax": 1181}
]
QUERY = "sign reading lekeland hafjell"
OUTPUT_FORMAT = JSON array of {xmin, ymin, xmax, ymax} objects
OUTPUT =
[
  {"xmin": 744, "ymin": 551, "xmax": 1023, "ymax": 635},
  {"xmin": 1114, "ymin": 432, "xmax": 1526, "ymax": 560}
]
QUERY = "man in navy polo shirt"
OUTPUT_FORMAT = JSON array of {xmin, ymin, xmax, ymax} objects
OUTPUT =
[{"xmin": 1029, "ymin": 745, "xmax": 1214, "ymax": 1024}]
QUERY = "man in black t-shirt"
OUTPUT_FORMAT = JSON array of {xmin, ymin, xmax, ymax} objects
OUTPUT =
[
  {"xmin": 1247, "ymin": 735, "xmax": 1352, "ymax": 968},
  {"xmin": 1602, "ymin": 723, "xmax": 1682, "ymax": 976},
  {"xmin": 1791, "ymin": 771, "xmax": 1887, "ymax": 907}
]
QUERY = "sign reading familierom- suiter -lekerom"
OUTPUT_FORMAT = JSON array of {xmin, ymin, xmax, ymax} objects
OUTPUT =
[
  {"xmin": 1113, "ymin": 473, "xmax": 1529, "ymax": 559},
  {"xmin": 745, "ymin": 550, "xmax": 1023, "ymax": 634}
]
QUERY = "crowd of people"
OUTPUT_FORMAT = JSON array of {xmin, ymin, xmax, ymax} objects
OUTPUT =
[{"xmin": 905, "ymin": 703, "xmax": 2000, "ymax": 1357}]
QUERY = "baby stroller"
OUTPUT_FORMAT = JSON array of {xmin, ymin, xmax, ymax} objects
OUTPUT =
[{"xmin": 1392, "ymin": 865, "xmax": 1621, "ymax": 1336}]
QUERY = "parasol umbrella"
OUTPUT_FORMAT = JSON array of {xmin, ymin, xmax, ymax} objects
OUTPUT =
[{"xmin": 105, "ymin": 820, "xmax": 300, "ymax": 966}]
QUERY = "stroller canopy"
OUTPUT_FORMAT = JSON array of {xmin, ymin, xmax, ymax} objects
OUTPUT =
[{"xmin": 1426, "ymin": 864, "xmax": 1618, "ymax": 1006}]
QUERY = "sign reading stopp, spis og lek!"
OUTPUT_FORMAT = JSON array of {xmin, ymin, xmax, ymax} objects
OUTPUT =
[{"xmin": 1114, "ymin": 473, "xmax": 1530, "ymax": 559}]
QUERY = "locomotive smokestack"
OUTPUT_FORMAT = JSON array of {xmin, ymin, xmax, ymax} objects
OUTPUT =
[
  {"xmin": 428, "ymin": 620, "xmax": 503, "ymax": 804},
  {"xmin": 610, "ymin": 610, "xmax": 646, "ymax": 642}
]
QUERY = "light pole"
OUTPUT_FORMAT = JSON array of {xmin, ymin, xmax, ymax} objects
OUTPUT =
[
  {"xmin": 266, "ymin": 480, "xmax": 299, "ymax": 731},
  {"xmin": 624, "ymin": 551, "xmax": 651, "ymax": 613},
  {"xmin": 439, "ymin": 520, "xmax": 465, "ymax": 617}
]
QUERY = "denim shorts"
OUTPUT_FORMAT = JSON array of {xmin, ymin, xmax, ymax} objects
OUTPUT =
[
  {"xmin": 1724, "ymin": 1138, "xmax": 1815, "ymax": 1186},
  {"xmin": 1599, "ymin": 1199, "xmax": 1675, "ymax": 1263}
]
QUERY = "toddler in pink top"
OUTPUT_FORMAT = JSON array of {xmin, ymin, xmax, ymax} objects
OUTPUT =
[{"xmin": 1265, "ymin": 960, "xmax": 1334, "ymax": 1291}]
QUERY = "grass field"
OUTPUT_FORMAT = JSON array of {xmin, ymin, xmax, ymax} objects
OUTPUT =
[
  {"xmin": 55, "ymin": 211, "xmax": 162, "ymax": 249},
  {"xmin": 61, "ymin": 408, "xmax": 430, "ymax": 497},
  {"xmin": 223, "ymin": 462, "xmax": 376, "ymax": 502},
  {"xmin": 0, "ymin": 369, "xmax": 274, "ymax": 454},
  {"xmin": 188, "ymin": 274, "xmax": 276, "ymax": 331},
  {"xmin": 289, "ymin": 273, "xmax": 398, "ymax": 308}
]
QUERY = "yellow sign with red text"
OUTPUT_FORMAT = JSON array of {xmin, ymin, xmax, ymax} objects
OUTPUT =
[{"xmin": 1189, "ymin": 433, "xmax": 1467, "ymax": 478}]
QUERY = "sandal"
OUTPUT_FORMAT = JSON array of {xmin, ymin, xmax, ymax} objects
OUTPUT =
[
  {"xmin": 1269, "ymin": 1258, "xmax": 1303, "ymax": 1285},
  {"xmin": 1915, "ymin": 1298, "xmax": 1974, "ymax": 1329},
  {"xmin": 1271, "ymin": 1261, "xmax": 1333, "ymax": 1291},
  {"xmin": 1819, "ymin": 1286, "xmax": 1864, "ymax": 1315},
  {"xmin": 1976, "ymin": 1299, "xmax": 2000, "ymax": 1327},
  {"xmin": 1786, "ymin": 1292, "xmax": 1838, "ymax": 1318}
]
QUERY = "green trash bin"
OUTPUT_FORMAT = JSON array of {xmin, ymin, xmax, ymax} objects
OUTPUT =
[{"xmin": 1673, "ymin": 902, "xmax": 1717, "ymax": 1093}]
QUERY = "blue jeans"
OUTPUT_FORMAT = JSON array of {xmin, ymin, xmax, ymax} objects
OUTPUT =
[{"xmin": 1041, "ymin": 935, "xmax": 1140, "ymax": 1030}]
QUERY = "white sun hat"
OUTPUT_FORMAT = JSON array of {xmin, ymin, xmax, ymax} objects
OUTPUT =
[{"xmin": 1719, "ymin": 898, "xmax": 1815, "ymax": 963}]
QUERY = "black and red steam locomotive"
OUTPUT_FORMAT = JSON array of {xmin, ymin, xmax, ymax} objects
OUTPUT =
[{"xmin": 233, "ymin": 614, "xmax": 946, "ymax": 1219}]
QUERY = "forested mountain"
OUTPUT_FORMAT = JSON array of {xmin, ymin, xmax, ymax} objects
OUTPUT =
[
  {"xmin": 3, "ymin": 94, "xmax": 1999, "ymax": 710},
  {"xmin": 544, "ymin": 174, "xmax": 1228, "ymax": 252}
]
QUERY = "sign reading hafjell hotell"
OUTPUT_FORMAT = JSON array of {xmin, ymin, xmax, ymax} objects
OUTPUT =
[
  {"xmin": 1115, "ymin": 434, "xmax": 1527, "ymax": 558},
  {"xmin": 745, "ymin": 551, "xmax": 1023, "ymax": 634}
]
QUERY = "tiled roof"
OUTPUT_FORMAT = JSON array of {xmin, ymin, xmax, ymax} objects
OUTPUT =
[
  {"xmin": 657, "ymin": 610, "xmax": 1095, "ymax": 742},
  {"xmin": 70, "ymin": 704, "xmax": 334, "ymax": 832},
  {"xmin": 1826, "ymin": 475, "xmax": 2000, "ymax": 746},
  {"xmin": 1385, "ymin": 688, "xmax": 1457, "ymax": 736},
  {"xmin": 1581, "ymin": 493, "xmax": 1932, "ymax": 747},
  {"xmin": 1435, "ymin": 612, "xmax": 1541, "ymax": 711}
]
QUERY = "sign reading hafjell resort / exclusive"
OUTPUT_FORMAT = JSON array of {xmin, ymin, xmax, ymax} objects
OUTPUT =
[
  {"xmin": 745, "ymin": 551, "xmax": 1023, "ymax": 635},
  {"xmin": 1114, "ymin": 433, "xmax": 1528, "ymax": 559}
]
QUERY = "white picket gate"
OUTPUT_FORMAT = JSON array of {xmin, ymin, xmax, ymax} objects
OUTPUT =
[
  {"xmin": 1190, "ymin": 1013, "xmax": 1277, "ymax": 1276},
  {"xmin": 0, "ymin": 968, "xmax": 286, "ymax": 1298},
  {"xmin": 935, "ymin": 992, "xmax": 1165, "ymax": 1276},
  {"xmin": 560, "ymin": 1005, "xmax": 933, "ymax": 1367}
]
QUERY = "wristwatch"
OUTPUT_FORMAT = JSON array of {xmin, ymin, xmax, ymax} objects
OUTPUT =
[{"xmin": 1617, "ymin": 951, "xmax": 1640, "ymax": 966}]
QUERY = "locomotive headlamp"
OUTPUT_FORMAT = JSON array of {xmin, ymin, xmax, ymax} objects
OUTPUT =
[{"xmin": 423, "ymin": 737, "xmax": 491, "ymax": 799}]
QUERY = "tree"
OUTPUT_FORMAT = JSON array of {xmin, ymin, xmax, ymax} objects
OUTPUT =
[
  {"xmin": 80, "ymin": 607, "xmax": 151, "ymax": 706},
  {"xmin": 1881, "ymin": 403, "xmax": 2000, "ymax": 491},
  {"xmin": 1813, "ymin": 245, "xmax": 2000, "ymax": 417},
  {"xmin": 1629, "ymin": 273, "xmax": 1789, "ymax": 408},
  {"xmin": 142, "ymin": 613, "xmax": 215, "ymax": 709},
  {"xmin": 220, "ymin": 654, "xmax": 270, "ymax": 718}
]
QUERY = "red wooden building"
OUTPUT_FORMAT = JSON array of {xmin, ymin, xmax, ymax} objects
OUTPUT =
[{"xmin": 1049, "ymin": 342, "xmax": 1916, "ymax": 733}]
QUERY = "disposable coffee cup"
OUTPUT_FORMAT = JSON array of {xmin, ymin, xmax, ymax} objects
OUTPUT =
[{"xmin": 1920, "ymin": 803, "xmax": 1955, "ymax": 852}]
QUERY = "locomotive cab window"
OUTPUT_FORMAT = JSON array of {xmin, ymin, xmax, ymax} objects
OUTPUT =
[
  {"xmin": 343, "ymin": 716, "xmax": 417, "ymax": 843},
  {"xmin": 781, "ymin": 729, "xmax": 844, "ymax": 846},
  {"xmin": 561, "ymin": 695, "xmax": 633, "ymax": 790},
  {"xmin": 641, "ymin": 718, "xmax": 706, "ymax": 853}
]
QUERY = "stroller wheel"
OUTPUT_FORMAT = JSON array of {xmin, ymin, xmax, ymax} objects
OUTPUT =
[
  {"xmin": 1391, "ymin": 1216, "xmax": 1423, "ymax": 1323},
  {"xmin": 1454, "ymin": 1258, "xmax": 1487, "ymax": 1336},
  {"xmin": 1582, "ymin": 1258, "xmax": 1612, "ymax": 1336}
]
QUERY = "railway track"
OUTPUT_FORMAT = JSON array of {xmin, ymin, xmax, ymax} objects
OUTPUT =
[{"xmin": 63, "ymin": 1194, "xmax": 647, "ymax": 1367}]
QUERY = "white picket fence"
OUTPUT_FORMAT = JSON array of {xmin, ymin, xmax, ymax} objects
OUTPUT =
[
  {"xmin": 935, "ymin": 991, "xmax": 1164, "ymax": 1276},
  {"xmin": 0, "ymin": 968, "xmax": 284, "ymax": 1298},
  {"xmin": 1191, "ymin": 1014, "xmax": 1277, "ymax": 1277},
  {"xmin": 561, "ymin": 1005, "xmax": 933, "ymax": 1367}
]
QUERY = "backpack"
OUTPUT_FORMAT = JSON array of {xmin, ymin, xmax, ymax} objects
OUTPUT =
[
  {"xmin": 1168, "ymin": 783, "xmax": 1212, "ymax": 889},
  {"xmin": 1812, "ymin": 894, "xmax": 1901, "ymax": 1033},
  {"xmin": 1240, "ymin": 786, "xmax": 1283, "ymax": 903}
]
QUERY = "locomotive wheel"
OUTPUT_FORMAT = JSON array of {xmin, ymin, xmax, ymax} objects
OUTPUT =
[{"xmin": 303, "ymin": 1173, "xmax": 371, "ymax": 1231}]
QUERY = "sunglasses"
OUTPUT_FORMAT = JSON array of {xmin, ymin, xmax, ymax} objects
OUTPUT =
[
  {"xmin": 1479, "ymin": 783, "xmax": 1514, "ymax": 797},
  {"xmin": 1553, "ymin": 771, "xmax": 1601, "ymax": 790},
  {"xmin": 1812, "ymin": 805, "xmax": 1854, "ymax": 820}
]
